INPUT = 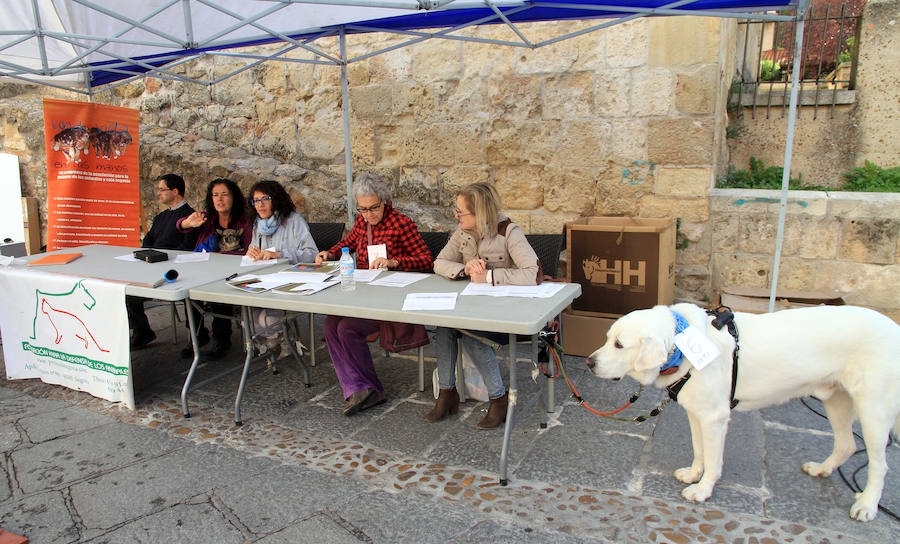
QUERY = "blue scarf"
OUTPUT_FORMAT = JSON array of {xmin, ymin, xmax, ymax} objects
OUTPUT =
[
  {"xmin": 257, "ymin": 213, "xmax": 280, "ymax": 236},
  {"xmin": 659, "ymin": 311, "xmax": 690, "ymax": 372}
]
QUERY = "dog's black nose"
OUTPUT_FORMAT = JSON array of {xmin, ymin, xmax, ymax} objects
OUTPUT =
[{"xmin": 585, "ymin": 357, "xmax": 595, "ymax": 369}]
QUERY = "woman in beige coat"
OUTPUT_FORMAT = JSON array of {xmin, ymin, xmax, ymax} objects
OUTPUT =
[{"xmin": 427, "ymin": 183, "xmax": 542, "ymax": 429}]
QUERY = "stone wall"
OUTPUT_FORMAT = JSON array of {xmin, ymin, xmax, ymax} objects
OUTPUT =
[
  {"xmin": 710, "ymin": 188, "xmax": 900, "ymax": 321},
  {"xmin": 726, "ymin": 0, "xmax": 900, "ymax": 186},
  {"xmin": 2, "ymin": 14, "xmax": 897, "ymax": 319}
]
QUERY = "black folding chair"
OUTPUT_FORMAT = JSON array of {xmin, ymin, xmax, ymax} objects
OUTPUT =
[
  {"xmin": 308, "ymin": 222, "xmax": 345, "ymax": 252},
  {"xmin": 419, "ymin": 231, "xmax": 450, "ymax": 263},
  {"xmin": 525, "ymin": 233, "xmax": 563, "ymax": 279}
]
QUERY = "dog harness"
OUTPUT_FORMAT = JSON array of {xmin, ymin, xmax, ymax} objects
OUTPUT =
[{"xmin": 665, "ymin": 307, "xmax": 741, "ymax": 410}]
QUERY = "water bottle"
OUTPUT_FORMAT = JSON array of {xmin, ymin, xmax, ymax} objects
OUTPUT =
[{"xmin": 339, "ymin": 247, "xmax": 355, "ymax": 291}]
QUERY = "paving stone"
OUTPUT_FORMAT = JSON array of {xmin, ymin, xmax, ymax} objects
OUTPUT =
[
  {"xmin": 11, "ymin": 421, "xmax": 186, "ymax": 494},
  {"xmin": 214, "ymin": 463, "xmax": 370, "ymax": 535},
  {"xmin": 0, "ymin": 394, "xmax": 69, "ymax": 424},
  {"xmin": 515, "ymin": 403, "xmax": 647, "ymax": 490},
  {"xmin": 640, "ymin": 472, "xmax": 765, "ymax": 517},
  {"xmin": 254, "ymin": 514, "xmax": 359, "ymax": 543},
  {"xmin": 759, "ymin": 397, "xmax": 837, "ymax": 433},
  {"xmin": 455, "ymin": 518, "xmax": 612, "ymax": 543},
  {"xmin": 648, "ymin": 405, "xmax": 764, "ymax": 488},
  {"xmin": 425, "ymin": 397, "xmax": 546, "ymax": 475},
  {"xmin": 0, "ymin": 425, "xmax": 21, "ymax": 453},
  {"xmin": 18, "ymin": 404, "xmax": 116, "ymax": 443},
  {"xmin": 0, "ymin": 386, "xmax": 25, "ymax": 401},
  {"xmin": 0, "ymin": 463, "xmax": 11, "ymax": 502},
  {"xmin": 83, "ymin": 502, "xmax": 245, "ymax": 543},
  {"xmin": 763, "ymin": 427, "xmax": 900, "ymax": 543},
  {"xmin": 327, "ymin": 489, "xmax": 480, "ymax": 543},
  {"xmin": 0, "ymin": 491, "xmax": 77, "ymax": 543},
  {"xmin": 69, "ymin": 441, "xmax": 261, "ymax": 530}
]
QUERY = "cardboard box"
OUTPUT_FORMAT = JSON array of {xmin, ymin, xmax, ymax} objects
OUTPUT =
[
  {"xmin": 21, "ymin": 197, "xmax": 41, "ymax": 255},
  {"xmin": 566, "ymin": 217, "xmax": 675, "ymax": 318},
  {"xmin": 719, "ymin": 286, "xmax": 845, "ymax": 314},
  {"xmin": 561, "ymin": 309, "xmax": 616, "ymax": 357}
]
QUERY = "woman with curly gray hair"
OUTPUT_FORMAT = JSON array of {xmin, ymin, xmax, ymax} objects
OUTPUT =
[{"xmin": 315, "ymin": 172, "xmax": 432, "ymax": 416}]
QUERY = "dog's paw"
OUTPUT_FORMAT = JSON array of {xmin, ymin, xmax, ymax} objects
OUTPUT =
[
  {"xmin": 674, "ymin": 466, "xmax": 702, "ymax": 484},
  {"xmin": 849, "ymin": 496, "xmax": 878, "ymax": 522},
  {"xmin": 681, "ymin": 483, "xmax": 713, "ymax": 502},
  {"xmin": 801, "ymin": 461, "xmax": 833, "ymax": 477}
]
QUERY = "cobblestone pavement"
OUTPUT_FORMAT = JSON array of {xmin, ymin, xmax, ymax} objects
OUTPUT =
[{"xmin": 2, "ymin": 308, "xmax": 898, "ymax": 543}]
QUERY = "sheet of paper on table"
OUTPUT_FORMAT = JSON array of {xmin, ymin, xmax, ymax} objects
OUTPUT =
[
  {"xmin": 174, "ymin": 251, "xmax": 210, "ymax": 263},
  {"xmin": 114, "ymin": 253, "xmax": 139, "ymax": 262},
  {"xmin": 353, "ymin": 268, "xmax": 382, "ymax": 283},
  {"xmin": 460, "ymin": 282, "xmax": 567, "ymax": 298},
  {"xmin": 282, "ymin": 280, "xmax": 339, "ymax": 295},
  {"xmin": 368, "ymin": 272, "xmax": 429, "ymax": 288},
  {"xmin": 401, "ymin": 292, "xmax": 458, "ymax": 311}
]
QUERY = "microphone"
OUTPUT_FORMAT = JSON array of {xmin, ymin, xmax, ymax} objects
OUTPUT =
[{"xmin": 151, "ymin": 269, "xmax": 179, "ymax": 288}]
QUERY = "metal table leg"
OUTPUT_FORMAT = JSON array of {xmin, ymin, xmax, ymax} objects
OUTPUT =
[
  {"xmin": 180, "ymin": 299, "xmax": 201, "ymax": 418},
  {"xmin": 499, "ymin": 332, "xmax": 517, "ymax": 485},
  {"xmin": 233, "ymin": 305, "xmax": 254, "ymax": 425}
]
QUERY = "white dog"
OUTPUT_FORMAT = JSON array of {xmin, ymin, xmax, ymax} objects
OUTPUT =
[{"xmin": 585, "ymin": 303, "xmax": 900, "ymax": 522}]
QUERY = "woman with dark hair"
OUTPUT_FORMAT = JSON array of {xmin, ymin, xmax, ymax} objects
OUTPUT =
[
  {"xmin": 176, "ymin": 178, "xmax": 251, "ymax": 359},
  {"xmin": 426, "ymin": 182, "xmax": 540, "ymax": 429},
  {"xmin": 246, "ymin": 180, "xmax": 317, "ymax": 264}
]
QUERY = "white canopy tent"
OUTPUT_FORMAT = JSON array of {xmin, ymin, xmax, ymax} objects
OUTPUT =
[{"xmin": 0, "ymin": 0, "xmax": 810, "ymax": 311}]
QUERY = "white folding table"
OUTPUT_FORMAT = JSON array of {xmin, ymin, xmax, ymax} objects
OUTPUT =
[{"xmin": 186, "ymin": 271, "xmax": 581, "ymax": 483}]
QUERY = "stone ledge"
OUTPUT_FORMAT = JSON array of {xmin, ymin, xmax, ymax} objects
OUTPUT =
[{"xmin": 711, "ymin": 188, "xmax": 900, "ymax": 218}]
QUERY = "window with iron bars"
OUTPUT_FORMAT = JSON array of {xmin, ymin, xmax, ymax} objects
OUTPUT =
[{"xmin": 730, "ymin": 0, "xmax": 863, "ymax": 119}]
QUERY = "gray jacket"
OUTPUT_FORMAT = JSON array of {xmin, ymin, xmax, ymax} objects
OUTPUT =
[
  {"xmin": 252, "ymin": 211, "xmax": 318, "ymax": 264},
  {"xmin": 434, "ymin": 216, "xmax": 541, "ymax": 285}
]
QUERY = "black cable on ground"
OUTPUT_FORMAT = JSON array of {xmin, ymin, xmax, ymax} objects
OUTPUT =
[{"xmin": 799, "ymin": 397, "xmax": 899, "ymax": 522}]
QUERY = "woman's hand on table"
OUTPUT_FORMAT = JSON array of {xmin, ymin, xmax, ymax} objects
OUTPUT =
[
  {"xmin": 369, "ymin": 257, "xmax": 396, "ymax": 270},
  {"xmin": 464, "ymin": 258, "xmax": 486, "ymax": 277},
  {"xmin": 314, "ymin": 250, "xmax": 331, "ymax": 265},
  {"xmin": 248, "ymin": 246, "xmax": 279, "ymax": 260}
]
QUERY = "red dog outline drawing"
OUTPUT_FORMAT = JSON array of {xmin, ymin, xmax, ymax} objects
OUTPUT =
[{"xmin": 30, "ymin": 280, "xmax": 109, "ymax": 353}]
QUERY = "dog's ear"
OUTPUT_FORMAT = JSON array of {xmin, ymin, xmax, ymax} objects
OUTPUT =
[{"xmin": 634, "ymin": 337, "xmax": 667, "ymax": 372}]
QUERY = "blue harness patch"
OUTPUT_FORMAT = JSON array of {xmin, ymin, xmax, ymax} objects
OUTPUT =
[{"xmin": 659, "ymin": 311, "xmax": 690, "ymax": 372}]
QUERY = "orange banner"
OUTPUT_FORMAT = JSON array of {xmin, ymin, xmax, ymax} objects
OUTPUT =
[{"xmin": 43, "ymin": 98, "xmax": 140, "ymax": 250}]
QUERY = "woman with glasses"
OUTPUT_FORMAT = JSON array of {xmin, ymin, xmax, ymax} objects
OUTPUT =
[
  {"xmin": 245, "ymin": 180, "xmax": 318, "ymax": 357},
  {"xmin": 315, "ymin": 172, "xmax": 432, "ymax": 416},
  {"xmin": 177, "ymin": 178, "xmax": 251, "ymax": 360},
  {"xmin": 246, "ymin": 180, "xmax": 318, "ymax": 264},
  {"xmin": 426, "ymin": 182, "xmax": 541, "ymax": 429}
]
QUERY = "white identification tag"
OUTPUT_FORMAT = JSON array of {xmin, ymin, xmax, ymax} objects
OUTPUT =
[
  {"xmin": 673, "ymin": 325, "xmax": 720, "ymax": 370},
  {"xmin": 368, "ymin": 243, "xmax": 387, "ymax": 261}
]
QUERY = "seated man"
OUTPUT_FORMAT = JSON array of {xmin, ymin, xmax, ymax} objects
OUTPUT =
[{"xmin": 127, "ymin": 174, "xmax": 200, "ymax": 349}]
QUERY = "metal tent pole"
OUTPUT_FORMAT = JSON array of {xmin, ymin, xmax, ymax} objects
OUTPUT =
[
  {"xmin": 340, "ymin": 27, "xmax": 354, "ymax": 227},
  {"xmin": 768, "ymin": 0, "xmax": 809, "ymax": 313}
]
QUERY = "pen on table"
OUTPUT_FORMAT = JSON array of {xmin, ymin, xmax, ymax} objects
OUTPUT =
[{"xmin": 225, "ymin": 273, "xmax": 238, "ymax": 281}]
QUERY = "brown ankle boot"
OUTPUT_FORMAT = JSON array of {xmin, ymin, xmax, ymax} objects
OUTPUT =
[
  {"xmin": 424, "ymin": 388, "xmax": 460, "ymax": 422},
  {"xmin": 476, "ymin": 392, "xmax": 508, "ymax": 430}
]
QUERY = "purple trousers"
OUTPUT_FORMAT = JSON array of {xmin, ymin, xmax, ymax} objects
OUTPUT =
[{"xmin": 324, "ymin": 315, "xmax": 382, "ymax": 400}]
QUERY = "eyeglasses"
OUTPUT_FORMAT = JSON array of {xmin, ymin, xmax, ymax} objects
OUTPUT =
[
  {"xmin": 454, "ymin": 209, "xmax": 473, "ymax": 218},
  {"xmin": 356, "ymin": 201, "xmax": 383, "ymax": 214},
  {"xmin": 156, "ymin": 187, "xmax": 172, "ymax": 193},
  {"xmin": 249, "ymin": 196, "xmax": 272, "ymax": 206}
]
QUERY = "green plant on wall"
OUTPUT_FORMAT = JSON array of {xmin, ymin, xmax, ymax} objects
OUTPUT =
[
  {"xmin": 759, "ymin": 59, "xmax": 782, "ymax": 81},
  {"xmin": 717, "ymin": 157, "xmax": 803, "ymax": 189},
  {"xmin": 716, "ymin": 158, "xmax": 900, "ymax": 192},
  {"xmin": 842, "ymin": 161, "xmax": 900, "ymax": 192},
  {"xmin": 838, "ymin": 37, "xmax": 855, "ymax": 64}
]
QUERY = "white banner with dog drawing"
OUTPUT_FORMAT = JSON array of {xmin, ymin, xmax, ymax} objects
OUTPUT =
[{"xmin": 0, "ymin": 269, "xmax": 132, "ymax": 408}]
